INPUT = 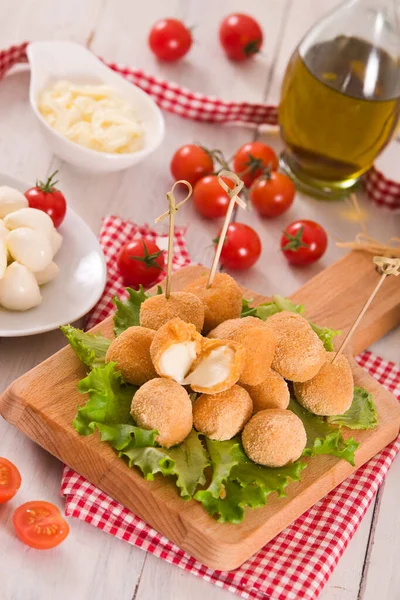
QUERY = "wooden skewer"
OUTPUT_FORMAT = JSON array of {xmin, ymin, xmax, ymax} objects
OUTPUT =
[
  {"xmin": 206, "ymin": 170, "xmax": 246, "ymax": 289},
  {"xmin": 332, "ymin": 256, "xmax": 400, "ymax": 363},
  {"xmin": 155, "ymin": 180, "xmax": 192, "ymax": 299}
]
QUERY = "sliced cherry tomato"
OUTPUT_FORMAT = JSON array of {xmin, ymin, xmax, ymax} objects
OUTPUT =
[
  {"xmin": 118, "ymin": 239, "xmax": 165, "ymax": 288},
  {"xmin": 250, "ymin": 172, "xmax": 295, "ymax": 218},
  {"xmin": 170, "ymin": 145, "xmax": 214, "ymax": 186},
  {"xmin": 193, "ymin": 175, "xmax": 235, "ymax": 219},
  {"xmin": 216, "ymin": 222, "xmax": 261, "ymax": 270},
  {"xmin": 13, "ymin": 501, "xmax": 69, "ymax": 550},
  {"xmin": 148, "ymin": 18, "xmax": 192, "ymax": 61},
  {"xmin": 281, "ymin": 219, "xmax": 328, "ymax": 266},
  {"xmin": 0, "ymin": 457, "xmax": 21, "ymax": 504},
  {"xmin": 219, "ymin": 13, "xmax": 263, "ymax": 61},
  {"xmin": 233, "ymin": 142, "xmax": 278, "ymax": 187},
  {"xmin": 24, "ymin": 171, "xmax": 67, "ymax": 229}
]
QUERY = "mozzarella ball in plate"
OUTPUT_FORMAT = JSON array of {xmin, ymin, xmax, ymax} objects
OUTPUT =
[
  {"xmin": 266, "ymin": 311, "xmax": 325, "ymax": 382},
  {"xmin": 131, "ymin": 378, "xmax": 192, "ymax": 448},
  {"xmin": 51, "ymin": 229, "xmax": 63, "ymax": 256},
  {"xmin": 34, "ymin": 262, "xmax": 60, "ymax": 285},
  {"xmin": 0, "ymin": 262, "xmax": 42, "ymax": 310},
  {"xmin": 139, "ymin": 291, "xmax": 205, "ymax": 332},
  {"xmin": 183, "ymin": 273, "xmax": 242, "ymax": 333},
  {"xmin": 0, "ymin": 219, "xmax": 8, "ymax": 242},
  {"xmin": 6, "ymin": 227, "xmax": 53, "ymax": 272},
  {"xmin": 185, "ymin": 338, "xmax": 245, "ymax": 394},
  {"xmin": 243, "ymin": 369, "xmax": 290, "ymax": 413},
  {"xmin": 294, "ymin": 352, "xmax": 354, "ymax": 416},
  {"xmin": 0, "ymin": 239, "xmax": 7, "ymax": 279},
  {"xmin": 105, "ymin": 326, "xmax": 157, "ymax": 386},
  {"xmin": 4, "ymin": 207, "xmax": 54, "ymax": 237},
  {"xmin": 150, "ymin": 318, "xmax": 202, "ymax": 383},
  {"xmin": 242, "ymin": 409, "xmax": 307, "ymax": 467},
  {"xmin": 0, "ymin": 186, "xmax": 28, "ymax": 218},
  {"xmin": 193, "ymin": 385, "xmax": 253, "ymax": 441},
  {"xmin": 209, "ymin": 316, "xmax": 276, "ymax": 386}
]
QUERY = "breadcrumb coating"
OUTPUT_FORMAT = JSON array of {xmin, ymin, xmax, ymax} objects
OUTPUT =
[
  {"xmin": 139, "ymin": 291, "xmax": 205, "ymax": 332},
  {"xmin": 193, "ymin": 385, "xmax": 253, "ymax": 440},
  {"xmin": 294, "ymin": 352, "xmax": 354, "ymax": 416},
  {"xmin": 243, "ymin": 369, "xmax": 290, "ymax": 412},
  {"xmin": 183, "ymin": 273, "xmax": 242, "ymax": 333},
  {"xmin": 150, "ymin": 318, "xmax": 202, "ymax": 381},
  {"xmin": 105, "ymin": 326, "xmax": 157, "ymax": 385},
  {"xmin": 130, "ymin": 378, "xmax": 193, "ymax": 448},
  {"xmin": 242, "ymin": 409, "xmax": 306, "ymax": 467},
  {"xmin": 187, "ymin": 338, "xmax": 246, "ymax": 394},
  {"xmin": 266, "ymin": 311, "xmax": 325, "ymax": 382}
]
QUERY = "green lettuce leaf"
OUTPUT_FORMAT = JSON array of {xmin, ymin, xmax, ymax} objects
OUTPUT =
[
  {"xmin": 73, "ymin": 362, "xmax": 136, "ymax": 435},
  {"xmin": 113, "ymin": 285, "xmax": 162, "ymax": 336},
  {"xmin": 95, "ymin": 423, "xmax": 157, "ymax": 450},
  {"xmin": 327, "ymin": 386, "xmax": 378, "ymax": 430},
  {"xmin": 61, "ymin": 325, "xmax": 111, "ymax": 369},
  {"xmin": 195, "ymin": 437, "xmax": 244, "ymax": 500},
  {"xmin": 195, "ymin": 479, "xmax": 267, "ymax": 524},
  {"xmin": 309, "ymin": 322, "xmax": 341, "ymax": 352}
]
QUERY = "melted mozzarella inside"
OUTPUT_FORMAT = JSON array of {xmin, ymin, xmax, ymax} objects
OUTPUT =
[
  {"xmin": 185, "ymin": 346, "xmax": 234, "ymax": 388},
  {"xmin": 159, "ymin": 342, "xmax": 197, "ymax": 383}
]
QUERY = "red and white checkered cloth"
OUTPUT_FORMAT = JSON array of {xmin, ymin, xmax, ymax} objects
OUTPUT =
[
  {"xmin": 0, "ymin": 41, "xmax": 399, "ymax": 210},
  {"xmin": 61, "ymin": 217, "xmax": 400, "ymax": 600}
]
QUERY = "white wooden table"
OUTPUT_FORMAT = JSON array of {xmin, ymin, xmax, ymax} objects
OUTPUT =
[{"xmin": 0, "ymin": 1, "xmax": 399, "ymax": 599}]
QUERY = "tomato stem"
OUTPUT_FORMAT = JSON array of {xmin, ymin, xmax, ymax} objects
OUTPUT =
[
  {"xmin": 130, "ymin": 242, "xmax": 164, "ymax": 270},
  {"xmin": 281, "ymin": 226, "xmax": 310, "ymax": 252},
  {"xmin": 36, "ymin": 170, "xmax": 59, "ymax": 193}
]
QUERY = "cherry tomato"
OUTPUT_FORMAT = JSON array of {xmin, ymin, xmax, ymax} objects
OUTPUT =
[
  {"xmin": 219, "ymin": 13, "xmax": 263, "ymax": 61},
  {"xmin": 118, "ymin": 239, "xmax": 165, "ymax": 288},
  {"xmin": 281, "ymin": 220, "xmax": 328, "ymax": 266},
  {"xmin": 0, "ymin": 457, "xmax": 21, "ymax": 504},
  {"xmin": 193, "ymin": 175, "xmax": 235, "ymax": 219},
  {"xmin": 148, "ymin": 18, "xmax": 192, "ymax": 61},
  {"xmin": 24, "ymin": 171, "xmax": 67, "ymax": 229},
  {"xmin": 250, "ymin": 172, "xmax": 295, "ymax": 218},
  {"xmin": 13, "ymin": 501, "xmax": 69, "ymax": 550},
  {"xmin": 216, "ymin": 222, "xmax": 261, "ymax": 270},
  {"xmin": 170, "ymin": 145, "xmax": 214, "ymax": 186},
  {"xmin": 233, "ymin": 142, "xmax": 278, "ymax": 187}
]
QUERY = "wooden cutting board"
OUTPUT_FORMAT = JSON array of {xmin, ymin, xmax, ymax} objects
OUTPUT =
[{"xmin": 1, "ymin": 251, "xmax": 399, "ymax": 571}]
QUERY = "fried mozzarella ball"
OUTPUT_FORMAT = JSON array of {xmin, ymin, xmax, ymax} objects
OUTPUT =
[
  {"xmin": 266, "ymin": 311, "xmax": 325, "ymax": 382},
  {"xmin": 293, "ymin": 352, "xmax": 354, "ymax": 416},
  {"xmin": 183, "ymin": 272, "xmax": 242, "ymax": 333},
  {"xmin": 150, "ymin": 318, "xmax": 202, "ymax": 383},
  {"xmin": 242, "ymin": 409, "xmax": 307, "ymax": 467},
  {"xmin": 139, "ymin": 291, "xmax": 204, "ymax": 332},
  {"xmin": 185, "ymin": 338, "xmax": 245, "ymax": 394},
  {"xmin": 208, "ymin": 316, "xmax": 276, "ymax": 386},
  {"xmin": 243, "ymin": 369, "xmax": 290, "ymax": 413},
  {"xmin": 105, "ymin": 326, "xmax": 157, "ymax": 386},
  {"xmin": 193, "ymin": 385, "xmax": 253, "ymax": 441},
  {"xmin": 130, "ymin": 378, "xmax": 192, "ymax": 448}
]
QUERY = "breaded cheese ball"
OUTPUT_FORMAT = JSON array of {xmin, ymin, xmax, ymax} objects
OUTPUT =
[
  {"xmin": 150, "ymin": 318, "xmax": 202, "ymax": 383},
  {"xmin": 209, "ymin": 316, "xmax": 276, "ymax": 386},
  {"xmin": 242, "ymin": 409, "xmax": 307, "ymax": 467},
  {"xmin": 266, "ymin": 311, "xmax": 325, "ymax": 382},
  {"xmin": 294, "ymin": 352, "xmax": 354, "ymax": 416},
  {"xmin": 183, "ymin": 273, "xmax": 242, "ymax": 333},
  {"xmin": 185, "ymin": 338, "xmax": 245, "ymax": 394},
  {"xmin": 243, "ymin": 369, "xmax": 290, "ymax": 413},
  {"xmin": 193, "ymin": 385, "xmax": 253, "ymax": 441},
  {"xmin": 139, "ymin": 291, "xmax": 205, "ymax": 332},
  {"xmin": 105, "ymin": 326, "xmax": 157, "ymax": 385},
  {"xmin": 130, "ymin": 378, "xmax": 192, "ymax": 448}
]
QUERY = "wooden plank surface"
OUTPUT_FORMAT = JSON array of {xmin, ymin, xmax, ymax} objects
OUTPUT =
[{"xmin": 0, "ymin": 0, "xmax": 398, "ymax": 598}]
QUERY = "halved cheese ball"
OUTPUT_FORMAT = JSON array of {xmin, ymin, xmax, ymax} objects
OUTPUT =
[
  {"xmin": 139, "ymin": 291, "xmax": 204, "ymax": 332},
  {"xmin": 208, "ymin": 316, "xmax": 276, "ymax": 386},
  {"xmin": 150, "ymin": 318, "xmax": 202, "ymax": 383},
  {"xmin": 0, "ymin": 262, "xmax": 42, "ymax": 310},
  {"xmin": 193, "ymin": 385, "xmax": 253, "ymax": 441},
  {"xmin": 106, "ymin": 326, "xmax": 157, "ymax": 386},
  {"xmin": 242, "ymin": 409, "xmax": 307, "ymax": 467},
  {"xmin": 131, "ymin": 378, "xmax": 193, "ymax": 448},
  {"xmin": 266, "ymin": 311, "xmax": 325, "ymax": 382},
  {"xmin": 4, "ymin": 207, "xmax": 54, "ymax": 237},
  {"xmin": 294, "ymin": 352, "xmax": 354, "ymax": 416},
  {"xmin": 243, "ymin": 369, "xmax": 290, "ymax": 413},
  {"xmin": 6, "ymin": 227, "xmax": 53, "ymax": 272},
  {"xmin": 183, "ymin": 272, "xmax": 242, "ymax": 333},
  {"xmin": 185, "ymin": 338, "xmax": 245, "ymax": 394}
]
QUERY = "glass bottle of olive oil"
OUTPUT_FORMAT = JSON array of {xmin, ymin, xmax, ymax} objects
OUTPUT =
[{"xmin": 279, "ymin": 0, "xmax": 400, "ymax": 198}]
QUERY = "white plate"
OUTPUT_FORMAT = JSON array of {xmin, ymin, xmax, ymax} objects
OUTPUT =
[{"xmin": 0, "ymin": 174, "xmax": 106, "ymax": 336}]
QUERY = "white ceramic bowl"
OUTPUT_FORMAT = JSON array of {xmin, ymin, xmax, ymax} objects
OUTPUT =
[{"xmin": 27, "ymin": 41, "xmax": 165, "ymax": 173}]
